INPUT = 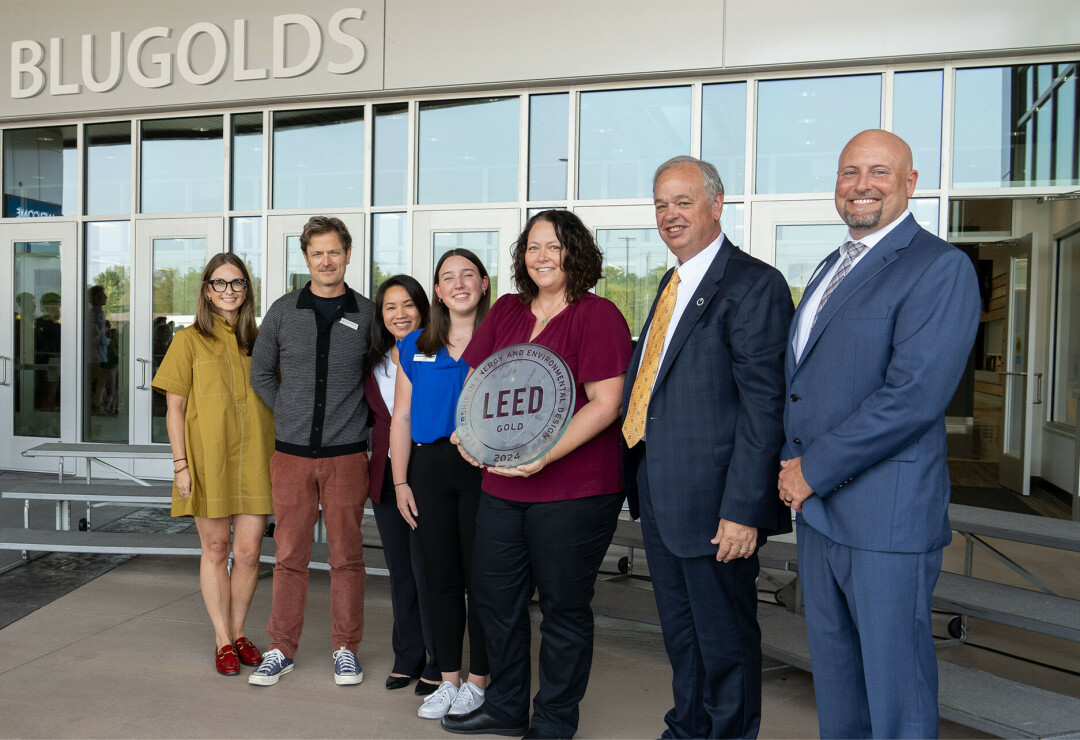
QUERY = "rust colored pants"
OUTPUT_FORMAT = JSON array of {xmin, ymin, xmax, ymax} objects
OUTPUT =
[{"xmin": 267, "ymin": 451, "xmax": 368, "ymax": 658}]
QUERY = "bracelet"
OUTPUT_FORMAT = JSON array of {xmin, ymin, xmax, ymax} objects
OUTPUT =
[
  {"xmin": 394, "ymin": 482, "xmax": 407, "ymax": 488},
  {"xmin": 173, "ymin": 457, "xmax": 186, "ymax": 463},
  {"xmin": 174, "ymin": 465, "xmax": 189, "ymax": 475}
]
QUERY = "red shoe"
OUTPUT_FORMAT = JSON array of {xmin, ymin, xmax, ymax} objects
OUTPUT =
[
  {"xmin": 216, "ymin": 644, "xmax": 240, "ymax": 675},
  {"xmin": 234, "ymin": 637, "xmax": 263, "ymax": 667}
]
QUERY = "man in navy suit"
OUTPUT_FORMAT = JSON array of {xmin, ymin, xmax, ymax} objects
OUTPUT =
[
  {"xmin": 622, "ymin": 156, "xmax": 793, "ymax": 739},
  {"xmin": 778, "ymin": 130, "xmax": 980, "ymax": 738}
]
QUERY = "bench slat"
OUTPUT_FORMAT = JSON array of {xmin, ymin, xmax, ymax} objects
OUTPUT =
[{"xmin": 949, "ymin": 504, "xmax": 1080, "ymax": 552}]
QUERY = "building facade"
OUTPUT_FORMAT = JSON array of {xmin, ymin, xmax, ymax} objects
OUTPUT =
[{"xmin": 1, "ymin": 0, "xmax": 1078, "ymax": 515}]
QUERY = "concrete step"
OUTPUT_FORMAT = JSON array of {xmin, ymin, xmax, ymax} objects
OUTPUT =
[{"xmin": 758, "ymin": 604, "xmax": 1080, "ymax": 739}]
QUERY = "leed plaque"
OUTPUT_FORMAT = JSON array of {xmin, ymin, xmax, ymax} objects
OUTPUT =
[{"xmin": 456, "ymin": 343, "xmax": 575, "ymax": 467}]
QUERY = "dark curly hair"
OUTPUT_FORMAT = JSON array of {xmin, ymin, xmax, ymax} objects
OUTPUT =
[{"xmin": 511, "ymin": 210, "xmax": 603, "ymax": 304}]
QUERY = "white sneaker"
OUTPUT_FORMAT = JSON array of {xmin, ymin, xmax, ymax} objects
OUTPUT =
[
  {"xmin": 418, "ymin": 680, "xmax": 458, "ymax": 719},
  {"xmin": 447, "ymin": 681, "xmax": 486, "ymax": 718}
]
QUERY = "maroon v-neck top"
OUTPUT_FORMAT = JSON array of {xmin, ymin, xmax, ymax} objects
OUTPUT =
[{"xmin": 462, "ymin": 292, "xmax": 632, "ymax": 503}]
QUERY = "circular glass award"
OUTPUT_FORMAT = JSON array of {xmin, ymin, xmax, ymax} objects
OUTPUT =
[{"xmin": 456, "ymin": 343, "xmax": 576, "ymax": 467}]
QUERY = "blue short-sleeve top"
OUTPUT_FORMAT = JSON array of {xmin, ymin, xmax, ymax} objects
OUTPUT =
[{"xmin": 397, "ymin": 329, "xmax": 471, "ymax": 444}]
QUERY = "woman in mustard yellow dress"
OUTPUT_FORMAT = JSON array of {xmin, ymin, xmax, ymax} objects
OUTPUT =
[{"xmin": 152, "ymin": 253, "xmax": 274, "ymax": 676}]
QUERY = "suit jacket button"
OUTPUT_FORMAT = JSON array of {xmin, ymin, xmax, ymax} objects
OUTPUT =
[
  {"xmin": 790, "ymin": 394, "xmax": 799, "ymax": 402},
  {"xmin": 793, "ymin": 438, "xmax": 801, "ymax": 445}
]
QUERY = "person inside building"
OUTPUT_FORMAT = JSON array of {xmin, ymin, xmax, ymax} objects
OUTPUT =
[
  {"xmin": 152, "ymin": 253, "xmax": 275, "ymax": 676},
  {"xmin": 390, "ymin": 248, "xmax": 491, "ymax": 722},
  {"xmin": 443, "ymin": 210, "xmax": 633, "ymax": 739},
  {"xmin": 363, "ymin": 274, "xmax": 441, "ymax": 697}
]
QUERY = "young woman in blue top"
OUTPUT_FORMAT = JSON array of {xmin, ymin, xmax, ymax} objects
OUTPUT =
[{"xmin": 390, "ymin": 248, "xmax": 492, "ymax": 722}]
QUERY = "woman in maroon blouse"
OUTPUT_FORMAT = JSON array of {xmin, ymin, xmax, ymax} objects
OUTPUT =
[{"xmin": 446, "ymin": 210, "xmax": 632, "ymax": 738}]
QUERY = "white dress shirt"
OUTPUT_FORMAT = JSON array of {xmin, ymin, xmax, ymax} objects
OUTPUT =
[
  {"xmin": 639, "ymin": 233, "xmax": 726, "ymax": 397},
  {"xmin": 793, "ymin": 210, "xmax": 911, "ymax": 361}
]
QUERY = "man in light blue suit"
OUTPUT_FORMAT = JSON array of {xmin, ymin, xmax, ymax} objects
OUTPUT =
[{"xmin": 778, "ymin": 130, "xmax": 981, "ymax": 739}]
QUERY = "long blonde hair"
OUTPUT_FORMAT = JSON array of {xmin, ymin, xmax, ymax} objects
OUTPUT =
[{"xmin": 194, "ymin": 253, "xmax": 258, "ymax": 355}]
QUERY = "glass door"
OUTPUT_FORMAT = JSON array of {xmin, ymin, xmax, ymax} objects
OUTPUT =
[
  {"xmin": 266, "ymin": 214, "xmax": 366, "ymax": 306},
  {"xmin": 412, "ymin": 210, "xmax": 520, "ymax": 300},
  {"xmin": 130, "ymin": 218, "xmax": 223, "ymax": 478},
  {"xmin": 574, "ymin": 206, "xmax": 668, "ymax": 338},
  {"xmin": 0, "ymin": 221, "xmax": 77, "ymax": 471},
  {"xmin": 999, "ymin": 235, "xmax": 1037, "ymax": 495}
]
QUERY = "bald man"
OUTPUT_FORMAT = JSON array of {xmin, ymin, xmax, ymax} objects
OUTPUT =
[{"xmin": 778, "ymin": 130, "xmax": 980, "ymax": 738}]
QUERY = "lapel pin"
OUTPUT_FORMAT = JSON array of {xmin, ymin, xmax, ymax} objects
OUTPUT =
[{"xmin": 696, "ymin": 298, "xmax": 704, "ymax": 306}]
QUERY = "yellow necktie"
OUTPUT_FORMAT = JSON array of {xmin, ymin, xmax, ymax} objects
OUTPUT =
[{"xmin": 622, "ymin": 269, "xmax": 680, "ymax": 447}]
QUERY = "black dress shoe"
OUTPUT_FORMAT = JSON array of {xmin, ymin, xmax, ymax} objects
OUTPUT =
[
  {"xmin": 441, "ymin": 707, "xmax": 529, "ymax": 736},
  {"xmin": 385, "ymin": 674, "xmax": 411, "ymax": 690},
  {"xmin": 415, "ymin": 679, "xmax": 440, "ymax": 696}
]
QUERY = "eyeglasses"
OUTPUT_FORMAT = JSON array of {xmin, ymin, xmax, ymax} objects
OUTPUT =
[{"xmin": 208, "ymin": 278, "xmax": 249, "ymax": 293}]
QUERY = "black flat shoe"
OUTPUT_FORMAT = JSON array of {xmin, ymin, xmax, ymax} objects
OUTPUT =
[
  {"xmin": 385, "ymin": 674, "xmax": 411, "ymax": 690},
  {"xmin": 415, "ymin": 679, "xmax": 440, "ymax": 696},
  {"xmin": 441, "ymin": 708, "xmax": 528, "ymax": 736}
]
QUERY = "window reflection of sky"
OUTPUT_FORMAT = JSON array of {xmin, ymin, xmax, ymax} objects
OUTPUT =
[
  {"xmin": 579, "ymin": 87, "xmax": 691, "ymax": 200},
  {"xmin": 529, "ymin": 94, "xmax": 569, "ymax": 201},
  {"xmin": 756, "ymin": 75, "xmax": 881, "ymax": 195},
  {"xmin": 702, "ymin": 83, "xmax": 746, "ymax": 196},
  {"xmin": 273, "ymin": 108, "xmax": 364, "ymax": 209},
  {"xmin": 419, "ymin": 98, "xmax": 519, "ymax": 204}
]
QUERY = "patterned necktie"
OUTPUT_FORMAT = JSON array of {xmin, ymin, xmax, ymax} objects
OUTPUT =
[
  {"xmin": 622, "ymin": 268, "xmax": 680, "ymax": 447},
  {"xmin": 811, "ymin": 240, "xmax": 868, "ymax": 330}
]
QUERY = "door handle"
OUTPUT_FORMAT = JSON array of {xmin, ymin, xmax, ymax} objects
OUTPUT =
[
  {"xmin": 1033, "ymin": 372, "xmax": 1042, "ymax": 405},
  {"xmin": 136, "ymin": 358, "xmax": 149, "ymax": 390},
  {"xmin": 0, "ymin": 356, "xmax": 8, "ymax": 386}
]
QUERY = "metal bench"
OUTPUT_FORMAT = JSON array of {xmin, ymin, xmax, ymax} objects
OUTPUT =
[
  {"xmin": 0, "ymin": 526, "xmax": 389, "ymax": 574},
  {"xmin": 1, "ymin": 481, "xmax": 172, "ymax": 530}
]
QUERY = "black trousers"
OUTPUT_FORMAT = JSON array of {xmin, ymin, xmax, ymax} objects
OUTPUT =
[
  {"xmin": 371, "ymin": 462, "xmax": 440, "ymax": 680},
  {"xmin": 409, "ymin": 439, "xmax": 488, "ymax": 676},
  {"xmin": 472, "ymin": 490, "xmax": 622, "ymax": 738}
]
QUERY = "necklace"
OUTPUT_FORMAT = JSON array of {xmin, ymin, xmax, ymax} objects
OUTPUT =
[{"xmin": 537, "ymin": 297, "xmax": 566, "ymax": 327}]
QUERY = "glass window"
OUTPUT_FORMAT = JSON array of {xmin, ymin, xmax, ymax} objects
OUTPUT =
[
  {"xmin": 371, "ymin": 212, "xmax": 407, "ymax": 294},
  {"xmin": 141, "ymin": 116, "xmax": 223, "ymax": 213},
  {"xmin": 948, "ymin": 198, "xmax": 1013, "ymax": 239},
  {"xmin": 433, "ymin": 232, "xmax": 499, "ymax": 295},
  {"xmin": 419, "ymin": 98, "xmax": 519, "ymax": 204},
  {"xmin": 910, "ymin": 198, "xmax": 939, "ymax": 235},
  {"xmin": 151, "ymin": 237, "xmax": 207, "ymax": 442},
  {"xmin": 273, "ymin": 107, "xmax": 364, "ymax": 209},
  {"xmin": 286, "ymin": 236, "xmax": 308, "ymax": 293},
  {"xmin": 86, "ymin": 122, "xmax": 131, "ymax": 215},
  {"xmin": 231, "ymin": 113, "xmax": 263, "ymax": 211},
  {"xmin": 3, "ymin": 125, "xmax": 76, "ymax": 217},
  {"xmin": 594, "ymin": 228, "xmax": 669, "ymax": 336},
  {"xmin": 756, "ymin": 75, "xmax": 882, "ymax": 194},
  {"xmin": 721, "ymin": 203, "xmax": 745, "ymax": 251},
  {"xmin": 894, "ymin": 71, "xmax": 943, "ymax": 190},
  {"xmin": 774, "ymin": 224, "xmax": 849, "ymax": 307},
  {"xmin": 1052, "ymin": 231, "xmax": 1080, "ymax": 427},
  {"xmin": 579, "ymin": 86, "xmax": 691, "ymax": 200},
  {"xmin": 13, "ymin": 240, "xmax": 62, "ymax": 438},
  {"xmin": 702, "ymin": 83, "xmax": 747, "ymax": 196},
  {"xmin": 374, "ymin": 104, "xmax": 408, "ymax": 207},
  {"xmin": 85, "ymin": 221, "xmax": 130, "ymax": 443},
  {"xmin": 953, "ymin": 62, "xmax": 1079, "ymax": 188},
  {"xmin": 529, "ymin": 93, "xmax": 569, "ymax": 201},
  {"xmin": 231, "ymin": 217, "xmax": 263, "ymax": 318}
]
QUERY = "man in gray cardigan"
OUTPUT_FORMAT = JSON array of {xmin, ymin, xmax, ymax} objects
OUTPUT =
[{"xmin": 248, "ymin": 216, "xmax": 376, "ymax": 687}]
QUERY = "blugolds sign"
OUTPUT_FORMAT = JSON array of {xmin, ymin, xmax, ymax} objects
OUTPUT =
[
  {"xmin": 2, "ymin": 2, "xmax": 383, "ymax": 118},
  {"xmin": 12, "ymin": 10, "xmax": 365, "ymax": 97}
]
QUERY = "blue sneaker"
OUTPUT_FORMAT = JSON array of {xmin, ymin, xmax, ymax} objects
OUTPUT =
[
  {"xmin": 333, "ymin": 646, "xmax": 363, "ymax": 685},
  {"xmin": 248, "ymin": 648, "xmax": 293, "ymax": 686}
]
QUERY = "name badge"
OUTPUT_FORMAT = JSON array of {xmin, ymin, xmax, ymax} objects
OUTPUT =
[
  {"xmin": 414, "ymin": 353, "xmax": 437, "ymax": 362},
  {"xmin": 339, "ymin": 318, "xmax": 358, "ymax": 330}
]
